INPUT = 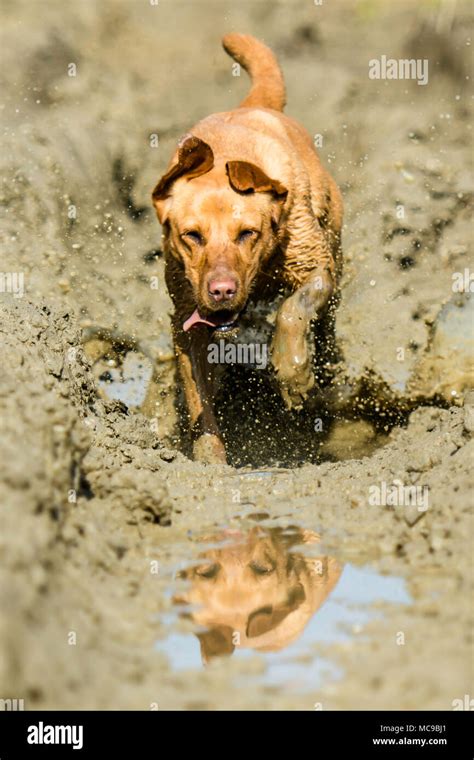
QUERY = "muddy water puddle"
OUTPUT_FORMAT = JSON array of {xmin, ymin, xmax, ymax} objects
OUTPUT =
[
  {"xmin": 84, "ymin": 339, "xmax": 412, "ymax": 691},
  {"xmin": 154, "ymin": 521, "xmax": 411, "ymax": 694},
  {"xmin": 89, "ymin": 349, "xmax": 154, "ymax": 409},
  {"xmin": 85, "ymin": 340, "xmax": 412, "ymax": 692}
]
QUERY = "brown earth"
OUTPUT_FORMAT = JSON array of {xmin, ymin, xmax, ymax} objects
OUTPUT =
[{"xmin": 0, "ymin": 0, "xmax": 472, "ymax": 710}]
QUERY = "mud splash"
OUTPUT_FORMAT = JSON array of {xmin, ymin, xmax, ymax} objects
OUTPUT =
[{"xmin": 84, "ymin": 338, "xmax": 391, "ymax": 467}]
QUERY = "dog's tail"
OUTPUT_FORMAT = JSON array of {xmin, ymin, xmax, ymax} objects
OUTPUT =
[{"xmin": 222, "ymin": 33, "xmax": 286, "ymax": 112}]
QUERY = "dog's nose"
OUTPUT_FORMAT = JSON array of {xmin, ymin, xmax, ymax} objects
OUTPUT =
[{"xmin": 208, "ymin": 278, "xmax": 238, "ymax": 302}]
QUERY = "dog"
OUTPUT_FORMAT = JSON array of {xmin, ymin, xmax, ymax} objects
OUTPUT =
[
  {"xmin": 174, "ymin": 527, "xmax": 342, "ymax": 663},
  {"xmin": 152, "ymin": 34, "xmax": 343, "ymax": 464}
]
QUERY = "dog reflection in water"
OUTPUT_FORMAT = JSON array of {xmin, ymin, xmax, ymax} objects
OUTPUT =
[{"xmin": 175, "ymin": 527, "xmax": 342, "ymax": 663}]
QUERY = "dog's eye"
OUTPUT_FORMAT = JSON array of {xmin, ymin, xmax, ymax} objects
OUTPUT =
[
  {"xmin": 249, "ymin": 560, "xmax": 275, "ymax": 576},
  {"xmin": 237, "ymin": 229, "xmax": 258, "ymax": 243},
  {"xmin": 182, "ymin": 230, "xmax": 204, "ymax": 245},
  {"xmin": 195, "ymin": 562, "xmax": 220, "ymax": 579}
]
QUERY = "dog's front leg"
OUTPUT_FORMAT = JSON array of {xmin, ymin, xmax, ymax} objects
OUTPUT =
[
  {"xmin": 271, "ymin": 267, "xmax": 334, "ymax": 409},
  {"xmin": 175, "ymin": 324, "xmax": 226, "ymax": 464}
]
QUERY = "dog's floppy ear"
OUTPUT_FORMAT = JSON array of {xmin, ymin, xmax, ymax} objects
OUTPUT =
[
  {"xmin": 226, "ymin": 160, "xmax": 288, "ymax": 198},
  {"xmin": 197, "ymin": 625, "xmax": 235, "ymax": 665},
  {"xmin": 152, "ymin": 135, "xmax": 214, "ymax": 223},
  {"xmin": 246, "ymin": 583, "xmax": 306, "ymax": 639}
]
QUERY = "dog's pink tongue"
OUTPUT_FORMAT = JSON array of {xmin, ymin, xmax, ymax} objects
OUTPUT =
[{"xmin": 183, "ymin": 309, "xmax": 217, "ymax": 332}]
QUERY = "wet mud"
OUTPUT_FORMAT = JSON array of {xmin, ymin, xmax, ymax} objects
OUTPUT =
[{"xmin": 0, "ymin": 0, "xmax": 472, "ymax": 709}]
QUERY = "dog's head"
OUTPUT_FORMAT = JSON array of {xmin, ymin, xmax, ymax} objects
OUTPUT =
[
  {"xmin": 174, "ymin": 527, "xmax": 342, "ymax": 663},
  {"xmin": 152, "ymin": 135, "xmax": 287, "ymax": 331}
]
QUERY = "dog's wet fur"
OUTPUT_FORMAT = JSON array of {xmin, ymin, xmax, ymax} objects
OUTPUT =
[{"xmin": 152, "ymin": 33, "xmax": 343, "ymax": 463}]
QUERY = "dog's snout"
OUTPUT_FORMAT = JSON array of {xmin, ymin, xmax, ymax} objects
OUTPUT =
[{"xmin": 208, "ymin": 277, "xmax": 238, "ymax": 302}]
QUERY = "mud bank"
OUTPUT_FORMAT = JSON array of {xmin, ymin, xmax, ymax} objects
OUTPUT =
[{"xmin": 0, "ymin": 0, "xmax": 472, "ymax": 709}]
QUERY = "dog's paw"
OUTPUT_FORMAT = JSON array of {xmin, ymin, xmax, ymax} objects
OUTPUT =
[
  {"xmin": 271, "ymin": 336, "xmax": 315, "ymax": 410},
  {"xmin": 193, "ymin": 434, "xmax": 227, "ymax": 464},
  {"xmin": 277, "ymin": 367, "xmax": 315, "ymax": 410}
]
